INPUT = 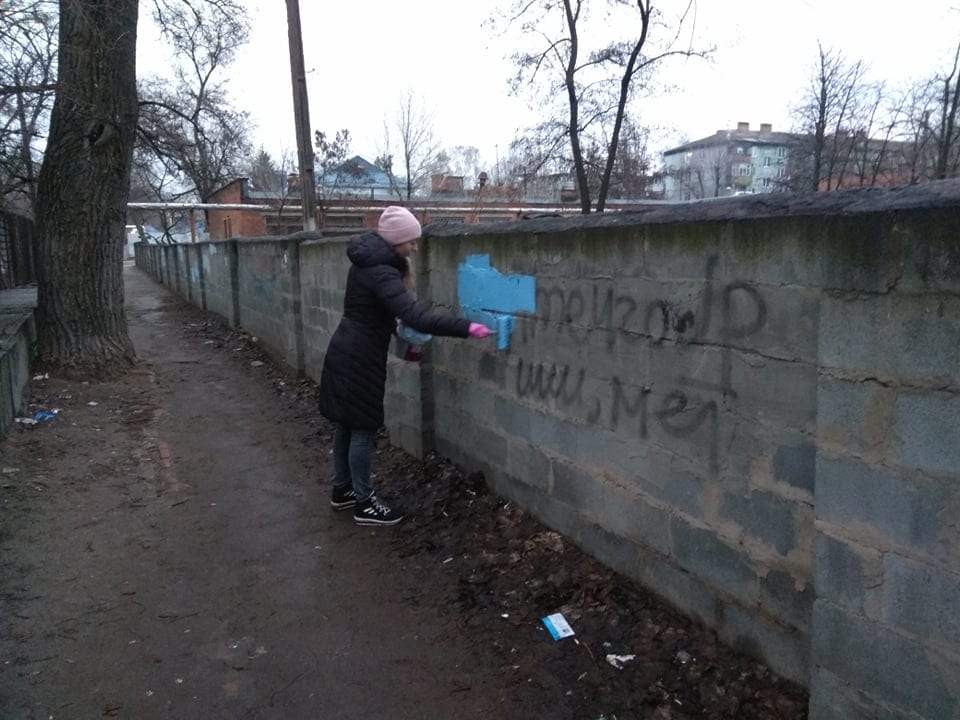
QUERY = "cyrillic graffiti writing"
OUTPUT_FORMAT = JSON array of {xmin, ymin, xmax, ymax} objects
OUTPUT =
[{"xmin": 512, "ymin": 256, "xmax": 765, "ymax": 473}]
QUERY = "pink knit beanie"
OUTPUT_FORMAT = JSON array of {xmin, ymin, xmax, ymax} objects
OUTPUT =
[{"xmin": 377, "ymin": 206, "xmax": 422, "ymax": 246}]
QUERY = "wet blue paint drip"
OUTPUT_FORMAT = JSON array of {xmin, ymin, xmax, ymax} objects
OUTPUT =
[{"xmin": 457, "ymin": 254, "xmax": 535, "ymax": 350}]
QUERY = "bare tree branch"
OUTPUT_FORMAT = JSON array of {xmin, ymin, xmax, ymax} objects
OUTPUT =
[
  {"xmin": 497, "ymin": 0, "xmax": 710, "ymax": 212},
  {"xmin": 135, "ymin": 0, "xmax": 253, "ymax": 201}
]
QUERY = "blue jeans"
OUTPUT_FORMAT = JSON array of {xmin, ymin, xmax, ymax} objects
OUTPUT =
[{"xmin": 332, "ymin": 423, "xmax": 376, "ymax": 502}]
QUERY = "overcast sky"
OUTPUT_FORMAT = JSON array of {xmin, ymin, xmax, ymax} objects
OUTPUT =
[{"xmin": 137, "ymin": 0, "xmax": 959, "ymax": 172}]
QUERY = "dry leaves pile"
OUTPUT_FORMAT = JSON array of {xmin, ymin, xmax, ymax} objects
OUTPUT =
[{"xmin": 375, "ymin": 449, "xmax": 808, "ymax": 720}]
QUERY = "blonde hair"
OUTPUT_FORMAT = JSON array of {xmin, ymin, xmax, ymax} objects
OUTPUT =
[{"xmin": 402, "ymin": 259, "xmax": 416, "ymax": 293}]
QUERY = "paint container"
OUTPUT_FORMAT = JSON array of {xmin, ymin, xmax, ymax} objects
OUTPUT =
[
  {"xmin": 403, "ymin": 343, "xmax": 424, "ymax": 362},
  {"xmin": 395, "ymin": 322, "xmax": 432, "ymax": 362}
]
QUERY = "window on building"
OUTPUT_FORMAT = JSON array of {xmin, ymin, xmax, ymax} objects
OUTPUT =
[
  {"xmin": 778, "ymin": 147, "xmax": 786, "ymax": 157},
  {"xmin": 265, "ymin": 217, "xmax": 303, "ymax": 236},
  {"xmin": 764, "ymin": 157, "xmax": 771, "ymax": 166},
  {"xmin": 432, "ymin": 216, "xmax": 466, "ymax": 225}
]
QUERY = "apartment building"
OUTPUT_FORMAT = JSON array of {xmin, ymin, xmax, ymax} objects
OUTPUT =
[{"xmin": 662, "ymin": 122, "xmax": 798, "ymax": 201}]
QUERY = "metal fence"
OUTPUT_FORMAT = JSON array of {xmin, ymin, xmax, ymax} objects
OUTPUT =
[{"xmin": 0, "ymin": 209, "xmax": 35, "ymax": 289}]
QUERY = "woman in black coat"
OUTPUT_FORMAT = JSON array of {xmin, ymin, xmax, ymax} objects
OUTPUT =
[{"xmin": 318, "ymin": 206, "xmax": 490, "ymax": 526}]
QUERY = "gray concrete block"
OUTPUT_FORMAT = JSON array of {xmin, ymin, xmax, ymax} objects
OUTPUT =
[
  {"xmin": 663, "ymin": 280, "xmax": 820, "ymax": 366},
  {"xmin": 818, "ymin": 218, "xmax": 906, "ymax": 293},
  {"xmin": 434, "ymin": 435, "xmax": 469, "ymax": 471},
  {"xmin": 894, "ymin": 391, "xmax": 960, "ymax": 477},
  {"xmin": 883, "ymin": 554, "xmax": 960, "ymax": 645},
  {"xmin": 631, "ymin": 546, "xmax": 721, "ymax": 630},
  {"xmin": 471, "ymin": 424, "xmax": 508, "ymax": 467},
  {"xmin": 387, "ymin": 421, "xmax": 426, "ymax": 459},
  {"xmin": 573, "ymin": 520, "xmax": 643, "ymax": 579},
  {"xmin": 497, "ymin": 471, "xmax": 550, "ymax": 515},
  {"xmin": 819, "ymin": 295, "xmax": 960, "ymax": 385},
  {"xmin": 758, "ymin": 568, "xmax": 814, "ymax": 634},
  {"xmin": 815, "ymin": 456, "xmax": 949, "ymax": 554},
  {"xmin": 722, "ymin": 226, "xmax": 825, "ymax": 287},
  {"xmin": 431, "ymin": 369, "xmax": 458, "ymax": 400},
  {"xmin": 774, "ymin": 441, "xmax": 816, "ymax": 494},
  {"xmin": 618, "ymin": 449, "xmax": 705, "ymax": 520},
  {"xmin": 724, "ymin": 351, "xmax": 819, "ymax": 429},
  {"xmin": 627, "ymin": 376, "xmax": 725, "ymax": 473},
  {"xmin": 478, "ymin": 351, "xmax": 506, "ymax": 389},
  {"xmin": 749, "ymin": 285, "xmax": 821, "ymax": 365},
  {"xmin": 600, "ymin": 485, "xmax": 672, "ymax": 556},
  {"xmin": 809, "ymin": 666, "xmax": 928, "ymax": 720},
  {"xmin": 716, "ymin": 599, "xmax": 810, "ymax": 685},
  {"xmin": 643, "ymin": 233, "xmax": 724, "ymax": 281},
  {"xmin": 527, "ymin": 413, "xmax": 584, "ymax": 457},
  {"xmin": 387, "ymin": 359, "xmax": 421, "ymax": 394},
  {"xmin": 813, "ymin": 532, "xmax": 883, "ymax": 614},
  {"xmin": 671, "ymin": 517, "xmax": 758, "ymax": 604},
  {"xmin": 506, "ymin": 439, "xmax": 550, "ymax": 491},
  {"xmin": 551, "ymin": 460, "xmax": 605, "ymax": 515},
  {"xmin": 816, "ymin": 375, "xmax": 895, "ymax": 455},
  {"xmin": 456, "ymin": 379, "xmax": 494, "ymax": 422},
  {"xmin": 432, "ymin": 406, "xmax": 470, "ymax": 450},
  {"xmin": 812, "ymin": 599, "xmax": 960, "ymax": 719},
  {"xmin": 721, "ymin": 488, "xmax": 800, "ymax": 556},
  {"xmin": 492, "ymin": 395, "xmax": 535, "ymax": 443},
  {"xmin": 901, "ymin": 216, "xmax": 960, "ymax": 292}
]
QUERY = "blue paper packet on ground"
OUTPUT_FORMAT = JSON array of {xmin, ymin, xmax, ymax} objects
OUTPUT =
[{"xmin": 542, "ymin": 612, "xmax": 575, "ymax": 640}]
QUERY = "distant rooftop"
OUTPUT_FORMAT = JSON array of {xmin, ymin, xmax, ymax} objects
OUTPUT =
[
  {"xmin": 320, "ymin": 155, "xmax": 394, "ymax": 190},
  {"xmin": 664, "ymin": 122, "xmax": 801, "ymax": 155}
]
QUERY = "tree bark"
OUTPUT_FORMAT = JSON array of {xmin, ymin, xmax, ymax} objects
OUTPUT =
[
  {"xmin": 34, "ymin": 0, "xmax": 139, "ymax": 378},
  {"xmin": 562, "ymin": 0, "xmax": 591, "ymax": 215}
]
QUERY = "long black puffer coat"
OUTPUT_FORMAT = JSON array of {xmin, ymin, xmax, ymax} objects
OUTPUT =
[{"xmin": 318, "ymin": 231, "xmax": 470, "ymax": 430}]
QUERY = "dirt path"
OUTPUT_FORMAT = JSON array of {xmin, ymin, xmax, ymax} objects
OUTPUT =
[
  {"xmin": 1, "ymin": 264, "xmax": 808, "ymax": 720},
  {"xmin": 0, "ymin": 265, "xmax": 525, "ymax": 719}
]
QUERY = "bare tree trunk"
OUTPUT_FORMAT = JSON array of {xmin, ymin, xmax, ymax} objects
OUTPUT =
[
  {"xmin": 561, "ymin": 0, "xmax": 591, "ymax": 215},
  {"xmin": 34, "ymin": 0, "xmax": 138, "ymax": 378},
  {"xmin": 14, "ymin": 82, "xmax": 39, "ymax": 208},
  {"xmin": 596, "ymin": 0, "xmax": 650, "ymax": 212},
  {"xmin": 934, "ymin": 45, "xmax": 960, "ymax": 180}
]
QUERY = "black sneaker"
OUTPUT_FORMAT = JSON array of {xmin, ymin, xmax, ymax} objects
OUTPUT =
[
  {"xmin": 330, "ymin": 486, "xmax": 356, "ymax": 510},
  {"xmin": 353, "ymin": 495, "xmax": 404, "ymax": 526}
]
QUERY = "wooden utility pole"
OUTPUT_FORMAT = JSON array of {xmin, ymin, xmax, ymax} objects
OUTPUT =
[{"xmin": 285, "ymin": 0, "xmax": 317, "ymax": 231}]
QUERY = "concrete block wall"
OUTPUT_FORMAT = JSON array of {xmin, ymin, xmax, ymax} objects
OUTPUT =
[
  {"xmin": 158, "ymin": 245, "xmax": 171, "ymax": 287},
  {"xmin": 299, "ymin": 238, "xmax": 346, "ymax": 382},
  {"xmin": 134, "ymin": 179, "xmax": 960, "ymax": 718},
  {"xmin": 425, "ymin": 222, "xmax": 817, "ymax": 684},
  {"xmin": 0, "ymin": 300, "xmax": 35, "ymax": 440},
  {"xmin": 184, "ymin": 244, "xmax": 206, "ymax": 307},
  {"xmin": 171, "ymin": 243, "xmax": 187, "ymax": 297},
  {"xmin": 198, "ymin": 242, "xmax": 238, "ymax": 326},
  {"xmin": 235, "ymin": 239, "xmax": 304, "ymax": 372},
  {"xmin": 423, "ymin": 200, "xmax": 960, "ymax": 716},
  {"xmin": 808, "ymin": 209, "xmax": 960, "ymax": 719}
]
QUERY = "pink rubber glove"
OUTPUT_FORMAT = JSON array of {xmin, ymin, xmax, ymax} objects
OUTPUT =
[{"xmin": 468, "ymin": 322, "xmax": 490, "ymax": 338}]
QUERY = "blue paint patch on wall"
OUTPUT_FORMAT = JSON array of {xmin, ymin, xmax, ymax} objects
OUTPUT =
[{"xmin": 457, "ymin": 254, "xmax": 536, "ymax": 350}]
